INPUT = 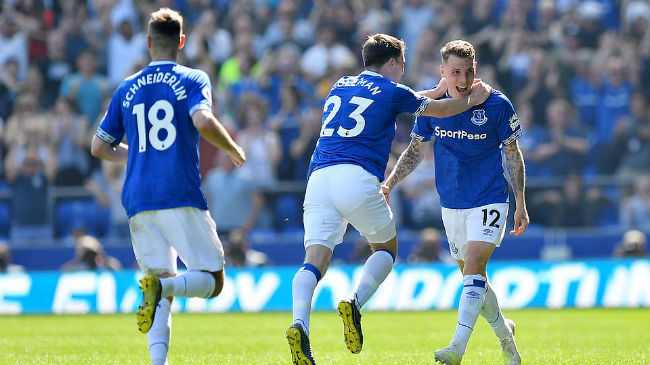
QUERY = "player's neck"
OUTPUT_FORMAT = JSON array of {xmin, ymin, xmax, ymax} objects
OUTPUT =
[{"xmin": 150, "ymin": 51, "xmax": 178, "ymax": 63}]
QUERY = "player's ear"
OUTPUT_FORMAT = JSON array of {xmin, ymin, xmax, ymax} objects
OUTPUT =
[
  {"xmin": 178, "ymin": 33, "xmax": 186, "ymax": 49},
  {"xmin": 439, "ymin": 64, "xmax": 445, "ymax": 78}
]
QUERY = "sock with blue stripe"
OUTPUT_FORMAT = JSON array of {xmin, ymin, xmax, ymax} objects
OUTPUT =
[
  {"xmin": 351, "ymin": 249, "xmax": 394, "ymax": 311},
  {"xmin": 160, "ymin": 271, "xmax": 215, "ymax": 298},
  {"xmin": 147, "ymin": 297, "xmax": 171, "ymax": 365},
  {"xmin": 292, "ymin": 263, "xmax": 321, "ymax": 336},
  {"xmin": 450, "ymin": 274, "xmax": 487, "ymax": 355},
  {"xmin": 480, "ymin": 283, "xmax": 510, "ymax": 340}
]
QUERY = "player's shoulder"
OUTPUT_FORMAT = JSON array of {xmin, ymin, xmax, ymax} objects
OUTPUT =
[
  {"xmin": 175, "ymin": 64, "xmax": 209, "ymax": 81},
  {"xmin": 485, "ymin": 89, "xmax": 515, "ymax": 110}
]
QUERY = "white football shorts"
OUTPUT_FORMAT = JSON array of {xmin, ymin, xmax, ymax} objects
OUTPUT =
[
  {"xmin": 129, "ymin": 207, "xmax": 225, "ymax": 275},
  {"xmin": 441, "ymin": 202, "xmax": 509, "ymax": 261},
  {"xmin": 303, "ymin": 164, "xmax": 396, "ymax": 251}
]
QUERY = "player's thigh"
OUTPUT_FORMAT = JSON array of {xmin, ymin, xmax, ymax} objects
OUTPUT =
[
  {"xmin": 441, "ymin": 207, "xmax": 467, "ymax": 261},
  {"xmin": 156, "ymin": 207, "xmax": 225, "ymax": 272},
  {"xmin": 465, "ymin": 203, "xmax": 509, "ymax": 246},
  {"xmin": 303, "ymin": 169, "xmax": 348, "ymax": 251},
  {"xmin": 129, "ymin": 211, "xmax": 177, "ymax": 275}
]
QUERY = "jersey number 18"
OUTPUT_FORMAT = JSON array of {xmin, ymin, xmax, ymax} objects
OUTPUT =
[{"xmin": 132, "ymin": 100, "xmax": 177, "ymax": 152}]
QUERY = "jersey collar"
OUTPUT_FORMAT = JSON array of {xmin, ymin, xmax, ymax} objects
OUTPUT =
[
  {"xmin": 360, "ymin": 70, "xmax": 382, "ymax": 78},
  {"xmin": 149, "ymin": 60, "xmax": 177, "ymax": 66}
]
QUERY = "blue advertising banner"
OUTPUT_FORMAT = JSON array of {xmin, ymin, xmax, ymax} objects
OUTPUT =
[{"xmin": 0, "ymin": 259, "xmax": 648, "ymax": 314}]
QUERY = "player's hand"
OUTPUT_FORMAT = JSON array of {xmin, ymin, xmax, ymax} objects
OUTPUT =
[
  {"xmin": 510, "ymin": 205, "xmax": 530, "ymax": 236},
  {"xmin": 468, "ymin": 80, "xmax": 492, "ymax": 106},
  {"xmin": 434, "ymin": 78, "xmax": 447, "ymax": 94},
  {"xmin": 380, "ymin": 183, "xmax": 392, "ymax": 205},
  {"xmin": 230, "ymin": 146, "xmax": 246, "ymax": 167}
]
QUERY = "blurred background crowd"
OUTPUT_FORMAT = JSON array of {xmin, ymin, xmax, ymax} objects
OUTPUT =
[{"xmin": 0, "ymin": 0, "xmax": 648, "ymax": 270}]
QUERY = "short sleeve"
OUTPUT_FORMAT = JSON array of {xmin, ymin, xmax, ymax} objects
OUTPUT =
[
  {"xmin": 497, "ymin": 96, "xmax": 522, "ymax": 145},
  {"xmin": 95, "ymin": 89, "xmax": 124, "ymax": 146},
  {"xmin": 411, "ymin": 116, "xmax": 435, "ymax": 142},
  {"xmin": 187, "ymin": 69, "xmax": 213, "ymax": 117},
  {"xmin": 392, "ymin": 83, "xmax": 429, "ymax": 117}
]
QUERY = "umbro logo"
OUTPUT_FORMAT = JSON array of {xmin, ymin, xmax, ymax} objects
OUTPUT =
[
  {"xmin": 449, "ymin": 242, "xmax": 459, "ymax": 254},
  {"xmin": 467, "ymin": 291, "xmax": 480, "ymax": 299},
  {"xmin": 483, "ymin": 228, "xmax": 493, "ymax": 236}
]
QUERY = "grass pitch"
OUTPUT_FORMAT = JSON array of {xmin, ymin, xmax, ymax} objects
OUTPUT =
[{"xmin": 0, "ymin": 308, "xmax": 648, "ymax": 365}]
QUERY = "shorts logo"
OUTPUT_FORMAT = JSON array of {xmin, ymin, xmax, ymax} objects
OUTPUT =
[
  {"xmin": 466, "ymin": 290, "xmax": 480, "ymax": 299},
  {"xmin": 483, "ymin": 228, "xmax": 493, "ymax": 236},
  {"xmin": 471, "ymin": 109, "xmax": 488, "ymax": 126},
  {"xmin": 449, "ymin": 242, "xmax": 458, "ymax": 254}
]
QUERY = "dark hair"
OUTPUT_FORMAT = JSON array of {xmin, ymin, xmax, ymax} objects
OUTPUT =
[
  {"xmin": 362, "ymin": 33, "xmax": 405, "ymax": 69},
  {"xmin": 147, "ymin": 8, "xmax": 183, "ymax": 50},
  {"xmin": 440, "ymin": 40, "xmax": 475, "ymax": 63}
]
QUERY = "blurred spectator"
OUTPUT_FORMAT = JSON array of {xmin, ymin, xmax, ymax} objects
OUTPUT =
[
  {"xmin": 514, "ymin": 103, "xmax": 548, "ymax": 177},
  {"xmin": 225, "ymin": 228, "xmax": 268, "ymax": 267},
  {"xmin": 300, "ymin": 26, "xmax": 354, "ymax": 80},
  {"xmin": 61, "ymin": 234, "xmax": 122, "ymax": 271},
  {"xmin": 399, "ymin": 146, "xmax": 443, "ymax": 230},
  {"xmin": 203, "ymin": 152, "xmax": 265, "ymax": 234},
  {"xmin": 270, "ymin": 83, "xmax": 305, "ymax": 180},
  {"xmin": 0, "ymin": 15, "xmax": 28, "ymax": 80},
  {"xmin": 107, "ymin": 18, "xmax": 146, "ymax": 87},
  {"xmin": 43, "ymin": 30, "xmax": 72, "ymax": 103},
  {"xmin": 235, "ymin": 93, "xmax": 281, "ymax": 187},
  {"xmin": 568, "ymin": 50, "xmax": 601, "ymax": 128},
  {"xmin": 85, "ymin": 160, "xmax": 129, "ymax": 238},
  {"xmin": 288, "ymin": 105, "xmax": 320, "ymax": 180},
  {"xmin": 609, "ymin": 93, "xmax": 650, "ymax": 177},
  {"xmin": 0, "ymin": 58, "xmax": 21, "ymax": 120},
  {"xmin": 185, "ymin": 9, "xmax": 233, "ymax": 65},
  {"xmin": 51, "ymin": 98, "xmax": 90, "ymax": 185},
  {"xmin": 620, "ymin": 174, "xmax": 650, "ymax": 231},
  {"xmin": 407, "ymin": 228, "xmax": 450, "ymax": 263},
  {"xmin": 0, "ymin": 241, "xmax": 25, "ymax": 273},
  {"xmin": 533, "ymin": 99, "xmax": 588, "ymax": 176},
  {"xmin": 614, "ymin": 229, "xmax": 648, "ymax": 257},
  {"xmin": 60, "ymin": 5, "xmax": 93, "ymax": 66},
  {"xmin": 396, "ymin": 0, "xmax": 435, "ymax": 62},
  {"xmin": 594, "ymin": 55, "xmax": 632, "ymax": 155},
  {"xmin": 532, "ymin": 173, "xmax": 611, "ymax": 227},
  {"xmin": 59, "ymin": 50, "xmax": 108, "ymax": 126}
]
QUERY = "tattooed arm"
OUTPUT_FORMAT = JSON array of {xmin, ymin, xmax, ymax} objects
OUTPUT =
[
  {"xmin": 381, "ymin": 136, "xmax": 429, "ymax": 204},
  {"xmin": 503, "ymin": 140, "xmax": 530, "ymax": 236}
]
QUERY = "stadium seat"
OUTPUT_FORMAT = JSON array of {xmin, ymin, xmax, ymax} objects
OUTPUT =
[
  {"xmin": 54, "ymin": 199, "xmax": 102, "ymax": 238},
  {"xmin": 274, "ymin": 194, "xmax": 303, "ymax": 231},
  {"xmin": 0, "ymin": 200, "xmax": 10, "ymax": 238}
]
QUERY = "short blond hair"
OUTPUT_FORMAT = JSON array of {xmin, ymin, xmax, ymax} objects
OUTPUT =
[
  {"xmin": 440, "ymin": 40, "xmax": 475, "ymax": 63},
  {"xmin": 148, "ymin": 8, "xmax": 183, "ymax": 50}
]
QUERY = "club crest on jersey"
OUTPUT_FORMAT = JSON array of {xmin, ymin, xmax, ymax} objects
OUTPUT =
[{"xmin": 471, "ymin": 109, "xmax": 488, "ymax": 126}]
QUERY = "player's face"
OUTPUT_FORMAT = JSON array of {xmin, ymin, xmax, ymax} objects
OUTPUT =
[
  {"xmin": 440, "ymin": 55, "xmax": 476, "ymax": 99},
  {"xmin": 387, "ymin": 53, "xmax": 406, "ymax": 82}
]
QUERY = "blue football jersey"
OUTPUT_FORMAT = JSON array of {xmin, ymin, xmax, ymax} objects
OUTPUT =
[
  {"xmin": 412, "ymin": 90, "xmax": 522, "ymax": 209},
  {"xmin": 95, "ymin": 60, "xmax": 213, "ymax": 217},
  {"xmin": 309, "ymin": 70, "xmax": 429, "ymax": 181}
]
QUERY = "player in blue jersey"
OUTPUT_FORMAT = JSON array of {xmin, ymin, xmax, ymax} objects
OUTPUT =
[
  {"xmin": 286, "ymin": 34, "xmax": 492, "ymax": 365},
  {"xmin": 90, "ymin": 8, "xmax": 245, "ymax": 365},
  {"xmin": 383, "ymin": 40, "xmax": 528, "ymax": 365}
]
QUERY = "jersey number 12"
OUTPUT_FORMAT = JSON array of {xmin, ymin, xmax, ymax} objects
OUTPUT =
[
  {"xmin": 320, "ymin": 96, "xmax": 373, "ymax": 138},
  {"xmin": 132, "ymin": 100, "xmax": 177, "ymax": 152}
]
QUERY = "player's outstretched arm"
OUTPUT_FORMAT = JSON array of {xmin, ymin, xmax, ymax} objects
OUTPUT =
[
  {"xmin": 421, "ymin": 81, "xmax": 492, "ymax": 118},
  {"xmin": 503, "ymin": 140, "xmax": 530, "ymax": 236},
  {"xmin": 90, "ymin": 135, "xmax": 128, "ymax": 163},
  {"xmin": 381, "ymin": 136, "xmax": 429, "ymax": 204},
  {"xmin": 192, "ymin": 109, "xmax": 246, "ymax": 167}
]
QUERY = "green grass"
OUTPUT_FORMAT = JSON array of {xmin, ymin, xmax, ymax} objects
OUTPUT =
[{"xmin": 0, "ymin": 308, "xmax": 648, "ymax": 364}]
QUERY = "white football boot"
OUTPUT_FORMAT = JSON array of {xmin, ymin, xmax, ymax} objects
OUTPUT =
[
  {"xmin": 434, "ymin": 346, "xmax": 462, "ymax": 365},
  {"xmin": 500, "ymin": 319, "xmax": 522, "ymax": 365}
]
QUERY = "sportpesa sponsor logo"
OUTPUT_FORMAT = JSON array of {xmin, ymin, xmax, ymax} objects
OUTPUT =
[{"xmin": 435, "ymin": 125, "xmax": 487, "ymax": 140}]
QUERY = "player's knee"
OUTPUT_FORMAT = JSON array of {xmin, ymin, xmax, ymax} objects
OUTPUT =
[
  {"xmin": 463, "ymin": 252, "xmax": 488, "ymax": 273},
  {"xmin": 206, "ymin": 270, "xmax": 224, "ymax": 298}
]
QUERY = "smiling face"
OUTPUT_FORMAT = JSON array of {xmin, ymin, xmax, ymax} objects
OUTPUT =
[{"xmin": 441, "ymin": 55, "xmax": 476, "ymax": 98}]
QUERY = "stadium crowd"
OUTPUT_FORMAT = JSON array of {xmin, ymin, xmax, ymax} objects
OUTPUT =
[{"xmin": 1, "ymin": 0, "xmax": 650, "ymax": 249}]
